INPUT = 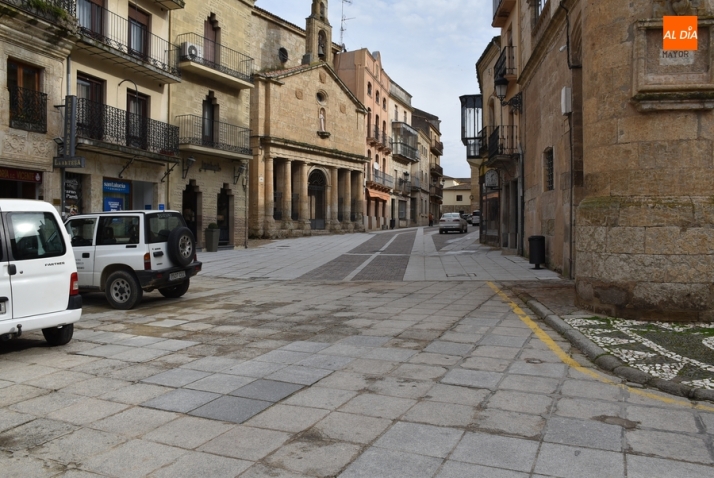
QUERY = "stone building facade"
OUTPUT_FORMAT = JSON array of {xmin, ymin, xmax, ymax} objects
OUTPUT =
[
  {"xmin": 168, "ymin": 0, "xmax": 254, "ymax": 249},
  {"xmin": 249, "ymin": 0, "xmax": 367, "ymax": 238},
  {"xmin": 0, "ymin": 0, "xmax": 75, "ymax": 204},
  {"xmin": 474, "ymin": 0, "xmax": 714, "ymax": 319}
]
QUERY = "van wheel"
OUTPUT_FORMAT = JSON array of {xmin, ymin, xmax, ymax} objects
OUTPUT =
[
  {"xmin": 159, "ymin": 279, "xmax": 190, "ymax": 299},
  {"xmin": 168, "ymin": 227, "xmax": 195, "ymax": 267},
  {"xmin": 105, "ymin": 271, "xmax": 143, "ymax": 310},
  {"xmin": 42, "ymin": 324, "xmax": 73, "ymax": 346}
]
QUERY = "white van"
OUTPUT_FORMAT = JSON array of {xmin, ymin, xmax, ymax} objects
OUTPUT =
[{"xmin": 0, "ymin": 200, "xmax": 81, "ymax": 346}]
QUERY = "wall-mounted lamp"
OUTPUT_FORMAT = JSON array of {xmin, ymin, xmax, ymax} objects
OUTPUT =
[
  {"xmin": 234, "ymin": 162, "xmax": 247, "ymax": 185},
  {"xmin": 182, "ymin": 155, "xmax": 195, "ymax": 179},
  {"xmin": 494, "ymin": 76, "xmax": 522, "ymax": 113},
  {"xmin": 53, "ymin": 137, "xmax": 64, "ymax": 145}
]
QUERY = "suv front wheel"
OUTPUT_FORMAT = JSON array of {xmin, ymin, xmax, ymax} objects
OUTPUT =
[
  {"xmin": 105, "ymin": 270, "xmax": 143, "ymax": 310},
  {"xmin": 159, "ymin": 279, "xmax": 190, "ymax": 299}
]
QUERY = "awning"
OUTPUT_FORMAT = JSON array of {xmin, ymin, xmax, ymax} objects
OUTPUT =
[{"xmin": 366, "ymin": 189, "xmax": 391, "ymax": 202}]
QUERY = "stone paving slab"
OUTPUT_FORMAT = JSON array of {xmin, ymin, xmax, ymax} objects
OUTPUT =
[{"xmin": 1, "ymin": 233, "xmax": 713, "ymax": 477}]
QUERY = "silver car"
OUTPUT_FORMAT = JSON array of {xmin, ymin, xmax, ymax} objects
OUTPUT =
[{"xmin": 439, "ymin": 213, "xmax": 468, "ymax": 234}]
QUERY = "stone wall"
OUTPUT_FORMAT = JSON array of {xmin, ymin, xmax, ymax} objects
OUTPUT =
[{"xmin": 577, "ymin": 0, "xmax": 714, "ymax": 320}]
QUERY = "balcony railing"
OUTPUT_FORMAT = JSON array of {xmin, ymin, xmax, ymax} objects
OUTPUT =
[
  {"xmin": 430, "ymin": 185, "xmax": 443, "ymax": 198},
  {"xmin": 411, "ymin": 177, "xmax": 421, "ymax": 191},
  {"xmin": 395, "ymin": 179, "xmax": 411, "ymax": 195},
  {"xmin": 366, "ymin": 168, "xmax": 394, "ymax": 188},
  {"xmin": 2, "ymin": 0, "xmax": 75, "ymax": 24},
  {"xmin": 176, "ymin": 114, "xmax": 250, "ymax": 156},
  {"xmin": 431, "ymin": 140, "xmax": 443, "ymax": 156},
  {"xmin": 495, "ymin": 45, "xmax": 517, "ymax": 79},
  {"xmin": 77, "ymin": 0, "xmax": 179, "ymax": 77},
  {"xmin": 8, "ymin": 86, "xmax": 47, "ymax": 133},
  {"xmin": 176, "ymin": 32, "xmax": 254, "ymax": 85},
  {"xmin": 392, "ymin": 141, "xmax": 419, "ymax": 162},
  {"xmin": 488, "ymin": 125, "xmax": 519, "ymax": 158},
  {"xmin": 430, "ymin": 163, "xmax": 443, "ymax": 176},
  {"xmin": 372, "ymin": 126, "xmax": 390, "ymax": 149},
  {"xmin": 76, "ymin": 98, "xmax": 179, "ymax": 157}
]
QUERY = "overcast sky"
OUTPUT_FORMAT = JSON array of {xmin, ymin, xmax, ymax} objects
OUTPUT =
[{"xmin": 255, "ymin": 0, "xmax": 496, "ymax": 178}]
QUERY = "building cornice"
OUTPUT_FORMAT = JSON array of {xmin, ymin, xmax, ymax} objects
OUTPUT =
[{"xmin": 258, "ymin": 136, "xmax": 369, "ymax": 164}]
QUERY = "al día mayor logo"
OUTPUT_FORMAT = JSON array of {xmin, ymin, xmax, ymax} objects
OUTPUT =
[{"xmin": 663, "ymin": 16, "xmax": 698, "ymax": 51}]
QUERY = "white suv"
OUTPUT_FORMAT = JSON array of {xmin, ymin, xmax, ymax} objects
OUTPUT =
[
  {"xmin": 0, "ymin": 200, "xmax": 81, "ymax": 346},
  {"xmin": 65, "ymin": 210, "xmax": 202, "ymax": 310}
]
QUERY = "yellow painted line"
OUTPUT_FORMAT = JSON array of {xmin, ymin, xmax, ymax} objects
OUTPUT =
[{"xmin": 487, "ymin": 281, "xmax": 714, "ymax": 413}]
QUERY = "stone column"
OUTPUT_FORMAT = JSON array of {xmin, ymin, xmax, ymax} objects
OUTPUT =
[
  {"xmin": 342, "ymin": 170, "xmax": 352, "ymax": 231},
  {"xmin": 264, "ymin": 156, "xmax": 274, "ymax": 237},
  {"xmin": 353, "ymin": 170, "xmax": 364, "ymax": 231},
  {"xmin": 282, "ymin": 159, "xmax": 292, "ymax": 228},
  {"xmin": 299, "ymin": 162, "xmax": 310, "ymax": 230},
  {"xmin": 329, "ymin": 167, "xmax": 339, "ymax": 229}
]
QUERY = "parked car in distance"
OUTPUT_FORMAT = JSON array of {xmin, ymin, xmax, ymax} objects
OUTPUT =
[
  {"xmin": 65, "ymin": 210, "xmax": 202, "ymax": 310},
  {"xmin": 465, "ymin": 214, "xmax": 473, "ymax": 224},
  {"xmin": 0, "ymin": 199, "xmax": 81, "ymax": 346},
  {"xmin": 439, "ymin": 212, "xmax": 468, "ymax": 234},
  {"xmin": 472, "ymin": 210, "xmax": 481, "ymax": 225}
]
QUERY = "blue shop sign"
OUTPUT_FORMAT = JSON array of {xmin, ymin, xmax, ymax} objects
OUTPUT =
[
  {"xmin": 103, "ymin": 180, "xmax": 130, "ymax": 193},
  {"xmin": 104, "ymin": 197, "xmax": 124, "ymax": 212}
]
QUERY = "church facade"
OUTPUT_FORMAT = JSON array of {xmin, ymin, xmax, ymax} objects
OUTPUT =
[{"xmin": 248, "ymin": 0, "xmax": 367, "ymax": 238}]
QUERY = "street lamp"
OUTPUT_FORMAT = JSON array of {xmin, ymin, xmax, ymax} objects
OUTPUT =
[
  {"xmin": 459, "ymin": 94, "xmax": 483, "ymax": 160},
  {"xmin": 494, "ymin": 76, "xmax": 522, "ymax": 113}
]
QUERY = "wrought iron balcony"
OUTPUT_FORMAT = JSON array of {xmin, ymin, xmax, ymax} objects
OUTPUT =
[
  {"xmin": 495, "ymin": 45, "xmax": 517, "ymax": 81},
  {"xmin": 176, "ymin": 114, "xmax": 251, "ymax": 157},
  {"xmin": 488, "ymin": 125, "xmax": 518, "ymax": 158},
  {"xmin": 395, "ymin": 178, "xmax": 412, "ymax": 195},
  {"xmin": 431, "ymin": 140, "xmax": 443, "ymax": 156},
  {"xmin": 411, "ymin": 177, "xmax": 421, "ymax": 191},
  {"xmin": 430, "ymin": 185, "xmax": 443, "ymax": 198},
  {"xmin": 76, "ymin": 98, "xmax": 179, "ymax": 157},
  {"xmin": 430, "ymin": 163, "xmax": 443, "ymax": 176},
  {"xmin": 392, "ymin": 142, "xmax": 419, "ymax": 163},
  {"xmin": 8, "ymin": 86, "xmax": 47, "ymax": 133},
  {"xmin": 493, "ymin": 0, "xmax": 517, "ymax": 27},
  {"xmin": 2, "ymin": 0, "xmax": 74, "ymax": 24},
  {"xmin": 366, "ymin": 168, "xmax": 394, "ymax": 189},
  {"xmin": 371, "ymin": 126, "xmax": 390, "ymax": 150},
  {"xmin": 176, "ymin": 32, "xmax": 254, "ymax": 89},
  {"xmin": 76, "ymin": 0, "xmax": 180, "ymax": 82}
]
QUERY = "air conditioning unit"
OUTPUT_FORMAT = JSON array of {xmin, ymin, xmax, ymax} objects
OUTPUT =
[{"xmin": 181, "ymin": 42, "xmax": 202, "ymax": 61}]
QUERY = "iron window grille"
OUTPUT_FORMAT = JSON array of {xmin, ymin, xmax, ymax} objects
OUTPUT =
[
  {"xmin": 77, "ymin": 0, "xmax": 179, "ymax": 77},
  {"xmin": 76, "ymin": 97, "xmax": 179, "ymax": 156},
  {"xmin": 176, "ymin": 114, "xmax": 250, "ymax": 155},
  {"xmin": 176, "ymin": 32, "xmax": 254, "ymax": 84},
  {"xmin": 545, "ymin": 149, "xmax": 554, "ymax": 191},
  {"xmin": 8, "ymin": 86, "xmax": 47, "ymax": 133}
]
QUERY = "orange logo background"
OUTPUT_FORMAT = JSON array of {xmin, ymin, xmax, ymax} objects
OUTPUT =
[{"xmin": 663, "ymin": 16, "xmax": 698, "ymax": 51}]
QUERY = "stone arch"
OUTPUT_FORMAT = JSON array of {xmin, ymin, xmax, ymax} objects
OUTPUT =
[{"xmin": 308, "ymin": 168, "xmax": 328, "ymax": 229}]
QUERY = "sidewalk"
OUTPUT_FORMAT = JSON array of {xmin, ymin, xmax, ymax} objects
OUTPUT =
[{"xmin": 502, "ymin": 281, "xmax": 714, "ymax": 401}]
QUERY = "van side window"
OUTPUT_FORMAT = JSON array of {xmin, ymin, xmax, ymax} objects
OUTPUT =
[
  {"xmin": 9, "ymin": 212, "xmax": 66, "ymax": 261},
  {"xmin": 98, "ymin": 216, "xmax": 140, "ymax": 245},
  {"xmin": 66, "ymin": 218, "xmax": 97, "ymax": 247}
]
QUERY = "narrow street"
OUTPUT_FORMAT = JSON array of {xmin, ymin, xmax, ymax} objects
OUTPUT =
[{"xmin": 0, "ymin": 228, "xmax": 712, "ymax": 477}]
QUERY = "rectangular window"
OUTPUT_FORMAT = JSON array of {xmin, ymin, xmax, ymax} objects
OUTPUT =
[
  {"xmin": 127, "ymin": 90, "xmax": 149, "ymax": 150},
  {"xmin": 77, "ymin": 0, "xmax": 104, "ymax": 38},
  {"xmin": 545, "ymin": 149, "xmax": 554, "ymax": 191},
  {"xmin": 7, "ymin": 60, "xmax": 46, "ymax": 133},
  {"xmin": 456, "ymin": 195, "xmax": 463, "ymax": 202},
  {"xmin": 398, "ymin": 200, "xmax": 407, "ymax": 220},
  {"xmin": 77, "ymin": 73, "xmax": 105, "ymax": 140},
  {"xmin": 66, "ymin": 217, "xmax": 97, "ymax": 247},
  {"xmin": 128, "ymin": 6, "xmax": 150, "ymax": 60},
  {"xmin": 9, "ymin": 212, "xmax": 66, "ymax": 261},
  {"xmin": 98, "ymin": 216, "xmax": 140, "ymax": 245}
]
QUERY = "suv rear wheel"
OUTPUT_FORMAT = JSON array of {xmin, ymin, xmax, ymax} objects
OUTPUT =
[
  {"xmin": 168, "ymin": 227, "xmax": 195, "ymax": 267},
  {"xmin": 42, "ymin": 324, "xmax": 73, "ymax": 346},
  {"xmin": 159, "ymin": 279, "xmax": 190, "ymax": 299},
  {"xmin": 105, "ymin": 270, "xmax": 143, "ymax": 310}
]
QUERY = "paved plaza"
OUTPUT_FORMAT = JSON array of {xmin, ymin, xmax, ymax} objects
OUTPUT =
[{"xmin": 0, "ymin": 228, "xmax": 713, "ymax": 477}]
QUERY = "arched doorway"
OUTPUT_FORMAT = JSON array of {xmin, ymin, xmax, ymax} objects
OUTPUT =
[
  {"xmin": 308, "ymin": 170, "xmax": 327, "ymax": 230},
  {"xmin": 182, "ymin": 181, "xmax": 201, "ymax": 242}
]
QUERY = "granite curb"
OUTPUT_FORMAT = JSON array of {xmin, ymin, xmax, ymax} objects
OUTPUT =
[{"xmin": 510, "ymin": 290, "xmax": 714, "ymax": 403}]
